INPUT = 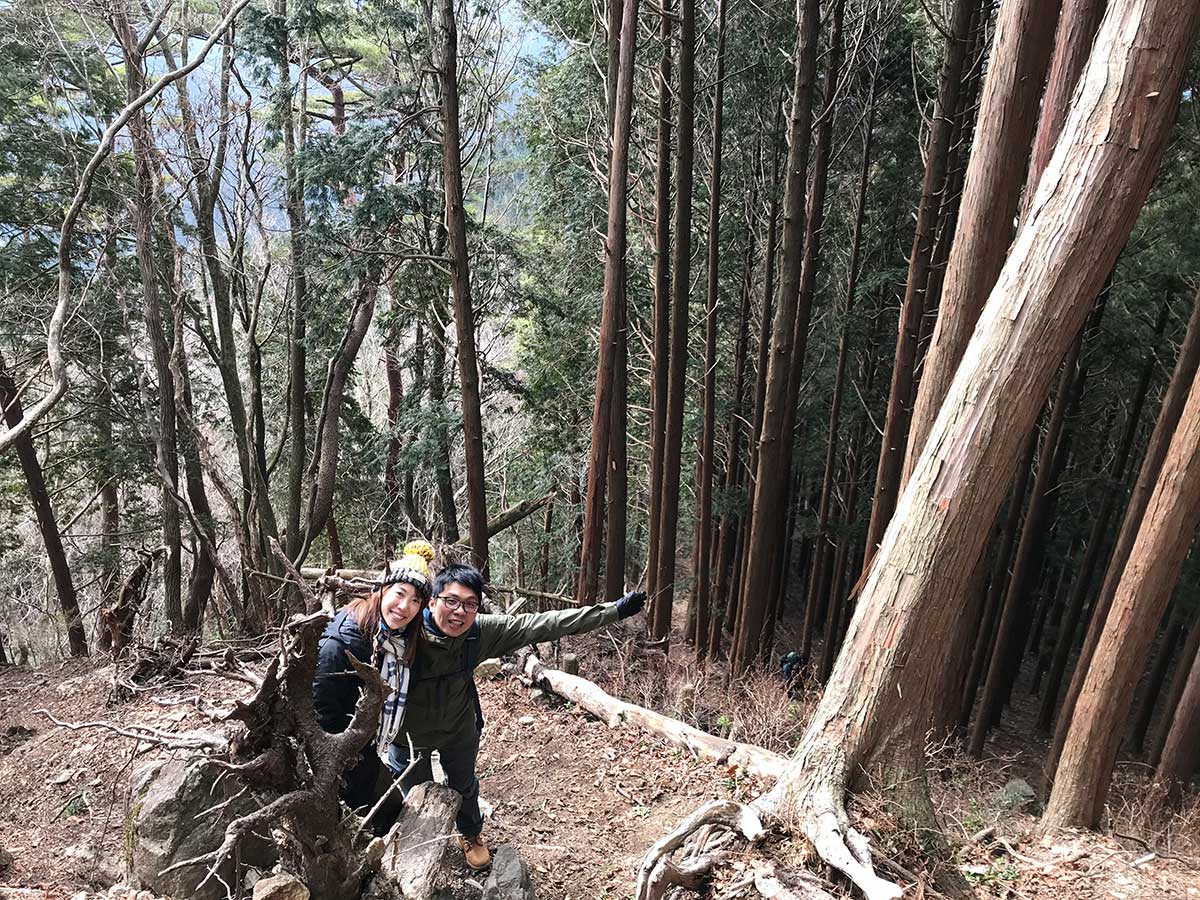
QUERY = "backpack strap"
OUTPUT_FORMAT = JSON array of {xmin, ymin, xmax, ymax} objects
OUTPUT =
[{"xmin": 463, "ymin": 622, "xmax": 484, "ymax": 733}]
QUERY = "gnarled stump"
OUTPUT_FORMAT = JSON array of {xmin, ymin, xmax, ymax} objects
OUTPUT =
[{"xmin": 366, "ymin": 782, "xmax": 462, "ymax": 900}]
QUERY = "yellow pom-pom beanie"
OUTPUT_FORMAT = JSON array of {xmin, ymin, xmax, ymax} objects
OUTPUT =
[{"xmin": 380, "ymin": 539, "xmax": 434, "ymax": 599}]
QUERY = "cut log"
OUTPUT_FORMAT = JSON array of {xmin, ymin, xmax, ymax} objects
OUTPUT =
[
  {"xmin": 366, "ymin": 782, "xmax": 462, "ymax": 900},
  {"xmin": 518, "ymin": 653, "xmax": 787, "ymax": 780}
]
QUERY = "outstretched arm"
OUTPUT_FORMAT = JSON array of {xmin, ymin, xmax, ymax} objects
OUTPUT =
[{"xmin": 477, "ymin": 591, "xmax": 645, "ymax": 659}]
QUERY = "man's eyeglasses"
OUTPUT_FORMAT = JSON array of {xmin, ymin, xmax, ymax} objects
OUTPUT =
[{"xmin": 437, "ymin": 594, "xmax": 480, "ymax": 614}]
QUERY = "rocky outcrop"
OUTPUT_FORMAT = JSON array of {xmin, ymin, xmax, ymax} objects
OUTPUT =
[{"xmin": 124, "ymin": 757, "xmax": 275, "ymax": 900}]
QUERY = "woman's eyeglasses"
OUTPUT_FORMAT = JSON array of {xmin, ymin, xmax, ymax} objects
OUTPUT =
[{"xmin": 437, "ymin": 594, "xmax": 480, "ymax": 614}]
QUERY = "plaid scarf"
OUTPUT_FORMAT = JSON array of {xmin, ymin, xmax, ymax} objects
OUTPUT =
[{"xmin": 374, "ymin": 627, "xmax": 411, "ymax": 755}]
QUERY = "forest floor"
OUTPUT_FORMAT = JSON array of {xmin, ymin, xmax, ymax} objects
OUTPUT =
[{"xmin": 1, "ymin": 623, "xmax": 1198, "ymax": 900}]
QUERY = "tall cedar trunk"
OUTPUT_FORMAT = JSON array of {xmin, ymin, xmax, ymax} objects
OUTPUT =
[
  {"xmin": 280, "ymin": 0, "xmax": 309, "ymax": 563},
  {"xmin": 969, "ymin": 329, "xmax": 1087, "ymax": 756},
  {"xmin": 116, "ymin": 8, "xmax": 182, "ymax": 630},
  {"xmin": 440, "ymin": 0, "xmax": 489, "ymax": 574},
  {"xmin": 1045, "ymin": 358, "xmax": 1200, "ymax": 828},
  {"xmin": 797, "ymin": 0, "xmax": 853, "ymax": 661},
  {"xmin": 724, "ymin": 115, "xmax": 782, "ymax": 637},
  {"xmin": 1128, "ymin": 602, "xmax": 1186, "ymax": 755},
  {"xmin": 605, "ymin": 295, "xmax": 628, "ymax": 602},
  {"xmin": 97, "ymin": 356, "xmax": 121, "ymax": 606},
  {"xmin": 692, "ymin": 0, "xmax": 728, "ymax": 655},
  {"xmin": 1045, "ymin": 286, "xmax": 1200, "ymax": 782},
  {"xmin": 731, "ymin": 0, "xmax": 820, "ymax": 672},
  {"xmin": 958, "ymin": 435, "xmax": 1037, "ymax": 731},
  {"xmin": 384, "ymin": 345, "xmax": 404, "ymax": 557},
  {"xmin": 1155, "ymin": 627, "xmax": 1200, "ymax": 800},
  {"xmin": 904, "ymin": 0, "xmax": 1063, "ymax": 477},
  {"xmin": 645, "ymin": 3, "xmax": 673, "ymax": 604},
  {"xmin": 427, "ymin": 308, "xmax": 460, "ymax": 542},
  {"xmin": 759, "ymin": 3, "xmax": 1196, "ymax": 888},
  {"xmin": 650, "ymin": 0, "xmax": 695, "ymax": 639},
  {"xmin": 708, "ymin": 239, "xmax": 755, "ymax": 658},
  {"xmin": 0, "ymin": 354, "xmax": 87, "ymax": 656},
  {"xmin": 584, "ymin": 0, "xmax": 638, "ymax": 605},
  {"xmin": 541, "ymin": 497, "xmax": 554, "ymax": 590},
  {"xmin": 1036, "ymin": 304, "xmax": 1165, "ymax": 732},
  {"xmin": 819, "ymin": 424, "xmax": 867, "ymax": 684},
  {"xmin": 861, "ymin": 0, "xmax": 976, "ymax": 565}
]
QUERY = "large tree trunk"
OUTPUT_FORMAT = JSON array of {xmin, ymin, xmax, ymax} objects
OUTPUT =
[
  {"xmin": 1044, "ymin": 348, "xmax": 1200, "ymax": 828},
  {"xmin": 439, "ymin": 0, "xmax": 489, "ymax": 574},
  {"xmin": 1045, "ymin": 285, "xmax": 1200, "ymax": 783},
  {"xmin": 861, "ymin": 0, "xmax": 977, "ymax": 564},
  {"xmin": 904, "ymin": 0, "xmax": 1063, "ymax": 474},
  {"xmin": 645, "ymin": 1, "xmax": 673, "ymax": 606},
  {"xmin": 427, "ymin": 307, "xmax": 460, "ymax": 543},
  {"xmin": 731, "ymin": 0, "xmax": 821, "ymax": 672},
  {"xmin": 581, "ymin": 0, "xmax": 639, "ymax": 606},
  {"xmin": 692, "ymin": 0, "xmax": 728, "ymax": 653},
  {"xmin": 649, "ymin": 0, "xmax": 696, "ymax": 640},
  {"xmin": 752, "ymin": 0, "xmax": 1197, "ymax": 890},
  {"xmin": 0, "ymin": 354, "xmax": 87, "ymax": 656}
]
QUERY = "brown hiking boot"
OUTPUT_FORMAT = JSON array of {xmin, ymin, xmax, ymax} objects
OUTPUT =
[{"xmin": 457, "ymin": 833, "xmax": 490, "ymax": 870}]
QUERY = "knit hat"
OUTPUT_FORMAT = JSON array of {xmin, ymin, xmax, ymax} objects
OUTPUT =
[{"xmin": 379, "ymin": 540, "xmax": 435, "ymax": 599}]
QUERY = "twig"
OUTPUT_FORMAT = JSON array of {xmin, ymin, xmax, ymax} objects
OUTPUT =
[{"xmin": 36, "ymin": 709, "xmax": 227, "ymax": 751}]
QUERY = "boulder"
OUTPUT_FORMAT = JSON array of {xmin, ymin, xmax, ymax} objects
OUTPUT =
[
  {"xmin": 482, "ymin": 846, "xmax": 535, "ymax": 900},
  {"xmin": 124, "ymin": 757, "xmax": 276, "ymax": 900},
  {"xmin": 992, "ymin": 777, "xmax": 1038, "ymax": 813},
  {"xmin": 252, "ymin": 873, "xmax": 309, "ymax": 900},
  {"xmin": 474, "ymin": 658, "xmax": 503, "ymax": 680}
]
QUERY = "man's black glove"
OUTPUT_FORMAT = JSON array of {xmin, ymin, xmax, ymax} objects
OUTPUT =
[{"xmin": 616, "ymin": 590, "xmax": 646, "ymax": 619}]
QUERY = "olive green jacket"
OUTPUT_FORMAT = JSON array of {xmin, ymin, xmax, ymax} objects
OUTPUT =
[{"xmin": 396, "ymin": 602, "xmax": 621, "ymax": 750}]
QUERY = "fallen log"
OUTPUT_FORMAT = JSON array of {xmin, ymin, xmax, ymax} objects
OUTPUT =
[
  {"xmin": 518, "ymin": 653, "xmax": 788, "ymax": 781},
  {"xmin": 366, "ymin": 782, "xmax": 462, "ymax": 900}
]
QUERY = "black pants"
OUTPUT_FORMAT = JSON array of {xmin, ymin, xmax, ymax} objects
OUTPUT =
[
  {"xmin": 341, "ymin": 751, "xmax": 404, "ymax": 837},
  {"xmin": 387, "ymin": 731, "xmax": 484, "ymax": 837}
]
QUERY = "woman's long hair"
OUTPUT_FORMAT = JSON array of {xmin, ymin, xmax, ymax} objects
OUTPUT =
[{"xmin": 344, "ymin": 587, "xmax": 425, "ymax": 664}]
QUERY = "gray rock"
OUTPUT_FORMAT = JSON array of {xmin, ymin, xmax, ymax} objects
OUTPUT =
[
  {"xmin": 251, "ymin": 872, "xmax": 309, "ymax": 900},
  {"xmin": 475, "ymin": 658, "xmax": 503, "ymax": 680},
  {"xmin": 993, "ymin": 777, "xmax": 1038, "ymax": 812},
  {"xmin": 0, "ymin": 846, "xmax": 13, "ymax": 872},
  {"xmin": 483, "ymin": 845, "xmax": 535, "ymax": 900},
  {"xmin": 125, "ymin": 758, "xmax": 276, "ymax": 900}
]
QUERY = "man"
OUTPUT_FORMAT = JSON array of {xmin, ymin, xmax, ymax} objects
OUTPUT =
[{"xmin": 387, "ymin": 562, "xmax": 645, "ymax": 869}]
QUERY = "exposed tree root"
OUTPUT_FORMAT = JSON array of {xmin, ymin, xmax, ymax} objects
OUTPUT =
[{"xmin": 635, "ymin": 800, "xmax": 765, "ymax": 899}]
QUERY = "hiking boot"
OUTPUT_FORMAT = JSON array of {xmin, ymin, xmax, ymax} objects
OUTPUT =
[{"xmin": 457, "ymin": 833, "xmax": 490, "ymax": 870}]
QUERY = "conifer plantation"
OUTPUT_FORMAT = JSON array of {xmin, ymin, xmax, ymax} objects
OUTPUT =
[{"xmin": 2, "ymin": 0, "xmax": 1200, "ymax": 897}]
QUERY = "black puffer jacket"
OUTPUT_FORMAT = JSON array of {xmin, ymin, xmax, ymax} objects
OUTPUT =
[{"xmin": 313, "ymin": 609, "xmax": 374, "ymax": 735}]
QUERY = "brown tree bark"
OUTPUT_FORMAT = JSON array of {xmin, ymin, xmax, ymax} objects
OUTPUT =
[
  {"xmin": 862, "ymin": 0, "xmax": 978, "ymax": 564},
  {"xmin": 384, "ymin": 344, "xmax": 405, "ymax": 558},
  {"xmin": 1127, "ymin": 601, "xmax": 1186, "ymax": 755},
  {"xmin": 650, "ymin": 0, "xmax": 696, "ymax": 638},
  {"xmin": 1045, "ymin": 286, "xmax": 1200, "ymax": 783},
  {"xmin": 731, "ymin": 0, "xmax": 821, "ymax": 672},
  {"xmin": 1045, "ymin": 357, "xmax": 1200, "ymax": 828},
  {"xmin": 0, "ymin": 354, "xmax": 87, "ymax": 656},
  {"xmin": 645, "ymin": 0, "xmax": 673, "ymax": 607},
  {"xmin": 1150, "ymin": 606, "xmax": 1200, "ymax": 766},
  {"xmin": 754, "ymin": 0, "xmax": 1197, "ymax": 886},
  {"xmin": 904, "ymin": 0, "xmax": 1063, "ymax": 477},
  {"xmin": 439, "ymin": 0, "xmax": 490, "ymax": 574},
  {"xmin": 427, "ymin": 307, "xmax": 460, "ymax": 543},
  {"xmin": 692, "ymin": 0, "xmax": 729, "ymax": 655}
]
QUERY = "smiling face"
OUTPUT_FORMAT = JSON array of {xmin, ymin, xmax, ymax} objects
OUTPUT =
[
  {"xmin": 379, "ymin": 582, "xmax": 422, "ymax": 631},
  {"xmin": 429, "ymin": 581, "xmax": 481, "ymax": 637}
]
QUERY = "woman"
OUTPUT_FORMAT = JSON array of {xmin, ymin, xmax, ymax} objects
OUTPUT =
[{"xmin": 312, "ymin": 540, "xmax": 434, "ymax": 834}]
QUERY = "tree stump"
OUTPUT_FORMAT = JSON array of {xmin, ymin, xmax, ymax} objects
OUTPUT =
[{"xmin": 366, "ymin": 782, "xmax": 462, "ymax": 900}]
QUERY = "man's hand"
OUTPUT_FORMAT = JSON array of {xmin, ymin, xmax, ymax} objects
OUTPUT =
[{"xmin": 616, "ymin": 590, "xmax": 646, "ymax": 620}]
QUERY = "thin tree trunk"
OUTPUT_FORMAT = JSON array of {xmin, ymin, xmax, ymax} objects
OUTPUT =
[
  {"xmin": 1150, "ymin": 606, "xmax": 1200, "ymax": 766},
  {"xmin": 732, "ymin": 0, "xmax": 821, "ymax": 672},
  {"xmin": 862, "ymin": 0, "xmax": 977, "ymax": 564},
  {"xmin": 427, "ymin": 307, "xmax": 459, "ymax": 543},
  {"xmin": 693, "ymin": 0, "xmax": 728, "ymax": 657},
  {"xmin": 1127, "ymin": 602, "xmax": 1186, "ymax": 755},
  {"xmin": 645, "ymin": 1, "xmax": 673, "ymax": 607},
  {"xmin": 0, "ymin": 354, "xmax": 87, "ymax": 656},
  {"xmin": 650, "ymin": 0, "xmax": 696, "ymax": 639},
  {"xmin": 969, "ymin": 327, "xmax": 1087, "ymax": 756},
  {"xmin": 440, "ymin": 0, "xmax": 489, "ymax": 574},
  {"xmin": 1036, "ymin": 304, "xmax": 1165, "ymax": 732},
  {"xmin": 384, "ymin": 345, "xmax": 404, "ymax": 558},
  {"xmin": 1155, "ymin": 627, "xmax": 1200, "ymax": 801},
  {"xmin": 1045, "ymin": 359, "xmax": 1200, "ymax": 828},
  {"xmin": 1045, "ymin": 285, "xmax": 1200, "ymax": 783}
]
